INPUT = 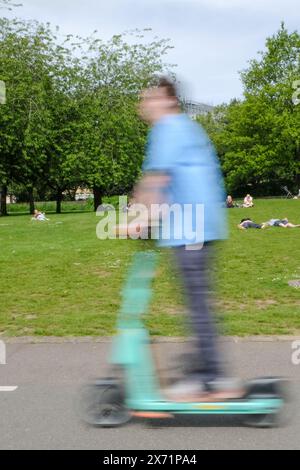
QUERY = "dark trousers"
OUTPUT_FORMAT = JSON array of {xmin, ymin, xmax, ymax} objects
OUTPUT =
[
  {"xmin": 174, "ymin": 243, "xmax": 222, "ymax": 383},
  {"xmin": 245, "ymin": 222, "xmax": 262, "ymax": 229}
]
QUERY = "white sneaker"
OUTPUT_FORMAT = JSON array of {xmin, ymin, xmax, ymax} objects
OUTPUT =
[
  {"xmin": 164, "ymin": 378, "xmax": 206, "ymax": 402},
  {"xmin": 164, "ymin": 377, "xmax": 245, "ymax": 402}
]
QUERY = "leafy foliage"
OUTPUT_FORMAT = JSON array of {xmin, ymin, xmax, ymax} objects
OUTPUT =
[
  {"xmin": 198, "ymin": 24, "xmax": 300, "ymax": 196},
  {"xmin": 0, "ymin": 16, "xmax": 173, "ymax": 214}
]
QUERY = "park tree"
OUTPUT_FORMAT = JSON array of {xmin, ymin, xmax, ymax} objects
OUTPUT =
[
  {"xmin": 198, "ymin": 24, "xmax": 300, "ymax": 196},
  {"xmin": 0, "ymin": 18, "xmax": 60, "ymax": 215},
  {"xmin": 79, "ymin": 31, "xmax": 173, "ymax": 210},
  {"xmin": 235, "ymin": 23, "xmax": 300, "ymax": 194},
  {"xmin": 0, "ymin": 0, "xmax": 21, "ymax": 10},
  {"xmin": 40, "ymin": 37, "xmax": 87, "ymax": 213},
  {"xmin": 42, "ymin": 30, "xmax": 173, "ymax": 212},
  {"xmin": 0, "ymin": 17, "xmax": 173, "ymax": 214},
  {"xmin": 197, "ymin": 103, "xmax": 230, "ymax": 165}
]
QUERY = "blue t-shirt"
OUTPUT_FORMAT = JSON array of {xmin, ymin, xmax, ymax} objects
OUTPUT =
[{"xmin": 143, "ymin": 114, "xmax": 227, "ymax": 246}]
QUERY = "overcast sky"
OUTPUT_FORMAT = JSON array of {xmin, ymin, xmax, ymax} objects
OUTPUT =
[{"xmin": 5, "ymin": 0, "xmax": 300, "ymax": 104}]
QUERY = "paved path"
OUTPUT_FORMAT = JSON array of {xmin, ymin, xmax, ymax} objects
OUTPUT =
[{"xmin": 0, "ymin": 339, "xmax": 299, "ymax": 449}]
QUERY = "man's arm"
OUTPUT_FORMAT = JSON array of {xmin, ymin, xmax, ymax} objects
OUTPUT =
[
  {"xmin": 132, "ymin": 172, "xmax": 170, "ymax": 209},
  {"xmin": 115, "ymin": 172, "xmax": 169, "ymax": 238}
]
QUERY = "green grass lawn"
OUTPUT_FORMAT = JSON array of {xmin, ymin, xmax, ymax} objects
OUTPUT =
[{"xmin": 1, "ymin": 198, "xmax": 300, "ymax": 337}]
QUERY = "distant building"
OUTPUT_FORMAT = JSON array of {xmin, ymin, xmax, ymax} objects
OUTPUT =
[
  {"xmin": 6, "ymin": 194, "xmax": 16, "ymax": 204},
  {"xmin": 62, "ymin": 187, "xmax": 94, "ymax": 201},
  {"xmin": 74, "ymin": 188, "xmax": 94, "ymax": 201},
  {"xmin": 182, "ymin": 100, "xmax": 214, "ymax": 119}
]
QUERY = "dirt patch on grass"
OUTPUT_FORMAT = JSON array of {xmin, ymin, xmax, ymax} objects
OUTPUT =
[
  {"xmin": 25, "ymin": 314, "xmax": 38, "ymax": 320},
  {"xmin": 254, "ymin": 299, "xmax": 278, "ymax": 309},
  {"xmin": 215, "ymin": 298, "xmax": 278, "ymax": 311},
  {"xmin": 91, "ymin": 268, "xmax": 111, "ymax": 278},
  {"xmin": 162, "ymin": 306, "xmax": 185, "ymax": 316}
]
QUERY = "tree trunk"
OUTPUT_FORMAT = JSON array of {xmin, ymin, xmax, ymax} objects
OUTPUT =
[
  {"xmin": 56, "ymin": 191, "xmax": 62, "ymax": 214},
  {"xmin": 93, "ymin": 186, "xmax": 103, "ymax": 212},
  {"xmin": 28, "ymin": 187, "xmax": 35, "ymax": 215},
  {"xmin": 0, "ymin": 185, "xmax": 8, "ymax": 216}
]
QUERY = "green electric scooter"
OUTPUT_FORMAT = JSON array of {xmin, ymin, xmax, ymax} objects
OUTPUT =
[{"xmin": 80, "ymin": 251, "xmax": 287, "ymax": 428}]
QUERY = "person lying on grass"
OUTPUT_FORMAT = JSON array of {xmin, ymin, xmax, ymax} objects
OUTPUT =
[
  {"xmin": 31, "ymin": 210, "xmax": 50, "ymax": 222},
  {"xmin": 264, "ymin": 218, "xmax": 300, "ymax": 228},
  {"xmin": 238, "ymin": 218, "xmax": 267, "ymax": 230}
]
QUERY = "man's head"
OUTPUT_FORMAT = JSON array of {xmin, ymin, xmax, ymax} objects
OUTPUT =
[{"xmin": 139, "ymin": 77, "xmax": 179, "ymax": 124}]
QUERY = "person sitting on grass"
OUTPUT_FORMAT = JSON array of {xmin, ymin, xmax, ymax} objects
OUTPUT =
[
  {"xmin": 226, "ymin": 195, "xmax": 236, "ymax": 208},
  {"xmin": 31, "ymin": 209, "xmax": 49, "ymax": 222},
  {"xmin": 243, "ymin": 194, "xmax": 254, "ymax": 208},
  {"xmin": 238, "ymin": 218, "xmax": 266, "ymax": 230},
  {"xmin": 264, "ymin": 218, "xmax": 300, "ymax": 228}
]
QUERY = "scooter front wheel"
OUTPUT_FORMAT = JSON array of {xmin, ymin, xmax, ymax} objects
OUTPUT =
[{"xmin": 79, "ymin": 380, "xmax": 131, "ymax": 428}]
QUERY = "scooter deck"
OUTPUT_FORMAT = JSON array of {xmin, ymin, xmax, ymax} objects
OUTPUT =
[{"xmin": 127, "ymin": 397, "xmax": 283, "ymax": 415}]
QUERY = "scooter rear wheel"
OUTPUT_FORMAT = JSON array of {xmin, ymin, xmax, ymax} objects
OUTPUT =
[
  {"xmin": 242, "ymin": 377, "xmax": 291, "ymax": 428},
  {"xmin": 243, "ymin": 412, "xmax": 278, "ymax": 428},
  {"xmin": 80, "ymin": 381, "xmax": 131, "ymax": 427}
]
